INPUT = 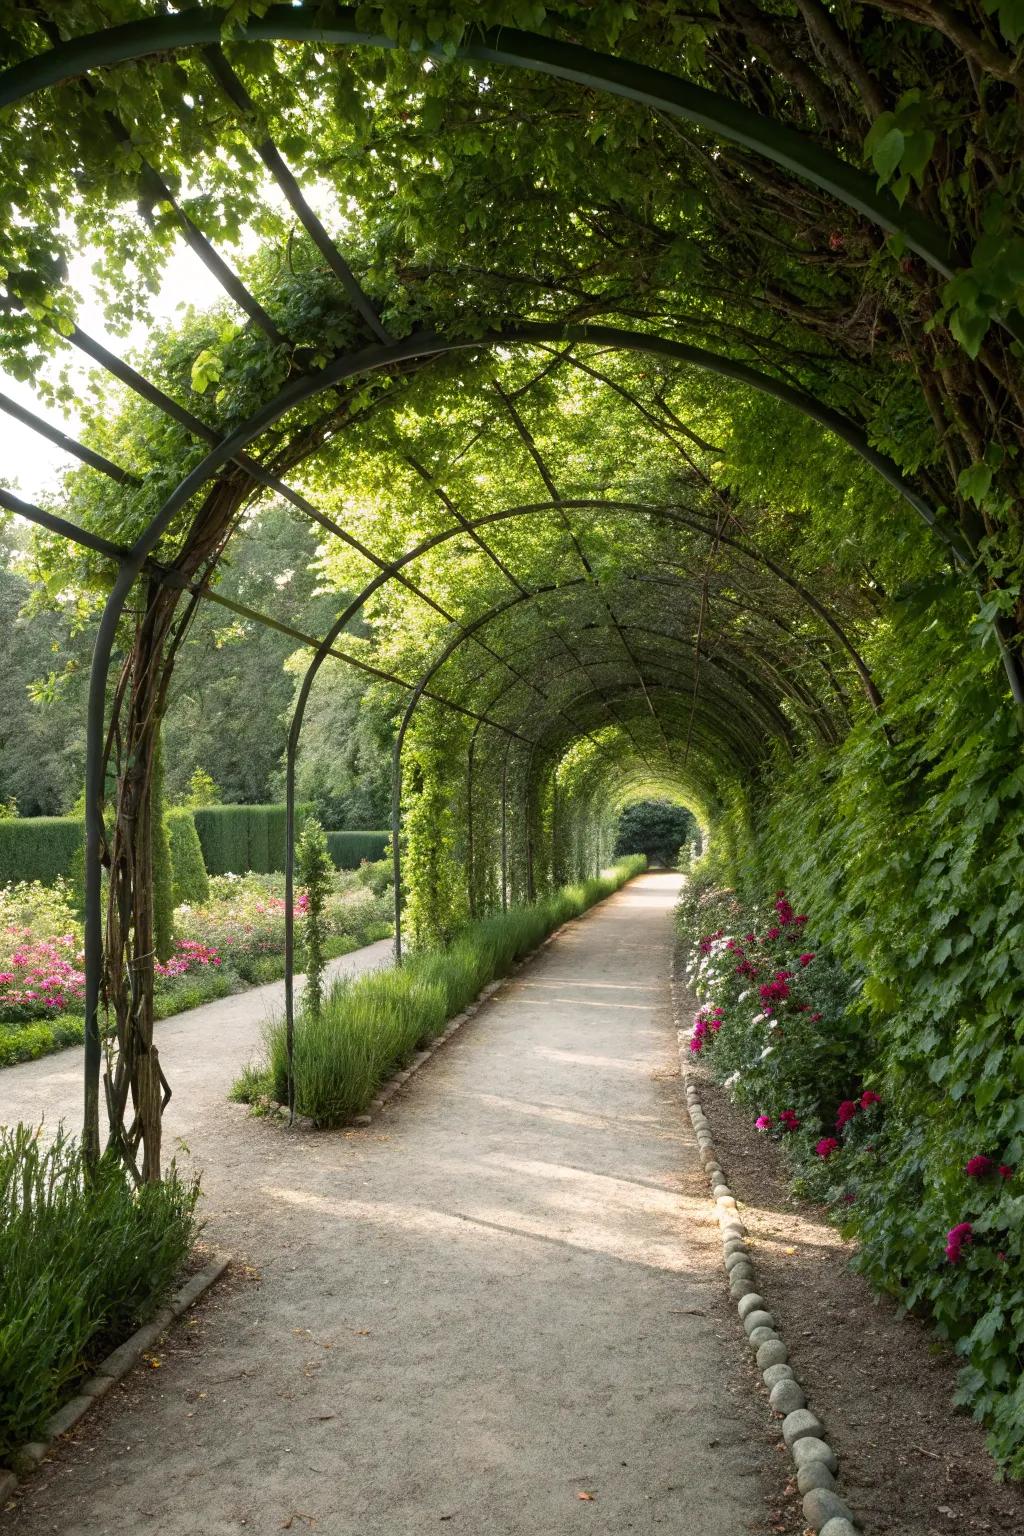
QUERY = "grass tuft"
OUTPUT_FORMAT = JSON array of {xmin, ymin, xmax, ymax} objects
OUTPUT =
[
  {"xmin": 0, "ymin": 1124, "xmax": 199, "ymax": 1457},
  {"xmin": 233, "ymin": 856, "xmax": 646, "ymax": 1126}
]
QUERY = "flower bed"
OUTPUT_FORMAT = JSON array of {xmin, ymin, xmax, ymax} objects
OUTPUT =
[
  {"xmin": 677, "ymin": 859, "xmax": 1024, "ymax": 1477},
  {"xmin": 1, "ymin": 864, "xmax": 393, "ymax": 1069}
]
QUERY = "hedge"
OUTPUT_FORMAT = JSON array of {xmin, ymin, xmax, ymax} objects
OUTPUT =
[
  {"xmin": 192, "ymin": 804, "xmax": 312, "ymax": 876},
  {"xmin": 166, "ymin": 808, "xmax": 209, "ymax": 906},
  {"xmin": 0, "ymin": 817, "xmax": 83, "ymax": 888},
  {"xmin": 325, "ymin": 830, "xmax": 390, "ymax": 869}
]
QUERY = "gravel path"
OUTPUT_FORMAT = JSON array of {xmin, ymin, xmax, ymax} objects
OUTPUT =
[
  {"xmin": 1, "ymin": 874, "xmax": 763, "ymax": 1535},
  {"xmin": 0, "ymin": 940, "xmax": 395, "ymax": 1142}
]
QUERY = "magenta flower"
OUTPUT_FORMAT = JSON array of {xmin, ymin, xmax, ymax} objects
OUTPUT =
[
  {"xmin": 755, "ymin": 1114, "xmax": 773, "ymax": 1131},
  {"xmin": 798, "ymin": 952, "xmax": 815, "ymax": 967},
  {"xmin": 836, "ymin": 1099, "xmax": 859, "ymax": 1130},
  {"xmin": 815, "ymin": 1137, "xmax": 839, "ymax": 1159},
  {"xmin": 779, "ymin": 1109, "xmax": 800, "ymax": 1132},
  {"xmin": 860, "ymin": 1090, "xmax": 881, "ymax": 1109},
  {"xmin": 945, "ymin": 1221, "xmax": 973, "ymax": 1263},
  {"xmin": 998, "ymin": 1164, "xmax": 1014, "ymax": 1180},
  {"xmin": 965, "ymin": 1155, "xmax": 994, "ymax": 1178}
]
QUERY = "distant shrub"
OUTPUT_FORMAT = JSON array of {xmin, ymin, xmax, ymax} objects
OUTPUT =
[
  {"xmin": 0, "ymin": 817, "xmax": 84, "ymax": 888},
  {"xmin": 192, "ymin": 804, "xmax": 312, "ymax": 876},
  {"xmin": 166, "ymin": 809, "xmax": 209, "ymax": 907},
  {"xmin": 325, "ymin": 831, "xmax": 390, "ymax": 870}
]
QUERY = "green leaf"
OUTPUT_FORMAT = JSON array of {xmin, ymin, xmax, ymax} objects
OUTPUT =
[
  {"xmin": 958, "ymin": 462, "xmax": 993, "ymax": 507},
  {"xmin": 872, "ymin": 127, "xmax": 905, "ymax": 184}
]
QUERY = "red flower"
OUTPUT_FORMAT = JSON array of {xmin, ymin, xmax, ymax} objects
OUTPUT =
[
  {"xmin": 945, "ymin": 1221, "xmax": 973, "ymax": 1263},
  {"xmin": 798, "ymin": 952, "xmax": 815, "ymax": 967},
  {"xmin": 966, "ymin": 1155, "xmax": 994, "ymax": 1178},
  {"xmin": 998, "ymin": 1164, "xmax": 1014, "ymax": 1180},
  {"xmin": 835, "ymin": 1100, "xmax": 859, "ymax": 1130},
  {"xmin": 815, "ymin": 1137, "xmax": 839, "ymax": 1159},
  {"xmin": 860, "ymin": 1090, "xmax": 881, "ymax": 1109}
]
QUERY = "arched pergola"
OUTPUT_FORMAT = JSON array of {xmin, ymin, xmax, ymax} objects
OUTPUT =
[{"xmin": 1, "ymin": 3, "xmax": 1020, "ymax": 1181}]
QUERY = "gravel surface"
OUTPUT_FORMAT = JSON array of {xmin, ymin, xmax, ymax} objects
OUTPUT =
[{"xmin": 1, "ymin": 874, "xmax": 774, "ymax": 1536}]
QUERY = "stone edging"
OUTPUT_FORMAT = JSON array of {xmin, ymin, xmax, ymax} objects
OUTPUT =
[
  {"xmin": 670, "ymin": 961, "xmax": 863, "ymax": 1536},
  {"xmin": 0, "ymin": 1251, "xmax": 231, "ymax": 1505}
]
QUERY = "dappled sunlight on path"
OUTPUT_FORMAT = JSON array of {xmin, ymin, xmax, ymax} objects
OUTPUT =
[{"xmin": 1, "ymin": 874, "xmax": 763, "ymax": 1536}]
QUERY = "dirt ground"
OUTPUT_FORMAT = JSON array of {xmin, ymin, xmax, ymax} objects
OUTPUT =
[
  {"xmin": 2, "ymin": 874, "xmax": 777, "ymax": 1536},
  {"xmin": 687, "ymin": 1063, "xmax": 1024, "ymax": 1535}
]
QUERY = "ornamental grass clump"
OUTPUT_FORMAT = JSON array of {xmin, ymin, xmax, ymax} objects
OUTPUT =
[
  {"xmin": 238, "ymin": 857, "xmax": 645, "ymax": 1125},
  {"xmin": 0, "ymin": 1123, "xmax": 199, "ymax": 1458}
]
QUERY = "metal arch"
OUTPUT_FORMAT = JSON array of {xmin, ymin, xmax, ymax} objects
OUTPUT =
[
  {"xmin": 458, "ymin": 635, "xmax": 799, "ymax": 756},
  {"xmin": 446, "ymin": 567, "xmax": 830, "ymax": 745},
  {"xmin": 386, "ymin": 582, "xmax": 575, "ymax": 962},
  {"xmin": 453, "ymin": 589, "xmax": 838, "ymax": 748},
  {"xmin": 389, "ymin": 579, "xmax": 788, "ymax": 957},
  {"xmin": 49, "ymin": 320, "xmax": 1006, "ymax": 1149},
  {"xmin": 63, "ymin": 319, "xmax": 991, "ymax": 697},
  {"xmin": 0, "ymin": 4, "xmax": 1004, "ymax": 320}
]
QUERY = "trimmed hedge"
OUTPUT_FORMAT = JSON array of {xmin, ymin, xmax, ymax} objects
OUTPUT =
[
  {"xmin": 192, "ymin": 803, "xmax": 312, "ymax": 876},
  {"xmin": 325, "ymin": 830, "xmax": 389, "ymax": 869},
  {"xmin": 167, "ymin": 808, "xmax": 210, "ymax": 906},
  {"xmin": 0, "ymin": 817, "xmax": 83, "ymax": 888}
]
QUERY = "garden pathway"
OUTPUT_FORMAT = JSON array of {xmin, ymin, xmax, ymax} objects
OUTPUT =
[{"xmin": 1, "ymin": 874, "xmax": 763, "ymax": 1536}]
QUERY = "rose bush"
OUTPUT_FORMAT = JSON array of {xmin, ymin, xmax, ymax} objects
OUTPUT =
[{"xmin": 677, "ymin": 853, "xmax": 1024, "ymax": 1476}]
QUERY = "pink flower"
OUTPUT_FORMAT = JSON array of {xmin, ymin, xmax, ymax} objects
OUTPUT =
[
  {"xmin": 795, "ymin": 914, "xmax": 809, "ymax": 925},
  {"xmin": 755, "ymin": 1114, "xmax": 773, "ymax": 1131},
  {"xmin": 945, "ymin": 1221, "xmax": 973, "ymax": 1263},
  {"xmin": 779, "ymin": 1109, "xmax": 800, "ymax": 1132},
  {"xmin": 998, "ymin": 1164, "xmax": 1014, "ymax": 1180},
  {"xmin": 798, "ymin": 952, "xmax": 815, "ymax": 967},
  {"xmin": 966, "ymin": 1155, "xmax": 994, "ymax": 1178},
  {"xmin": 815, "ymin": 1137, "xmax": 839, "ymax": 1159},
  {"xmin": 765, "ymin": 925, "xmax": 781, "ymax": 941},
  {"xmin": 860, "ymin": 1090, "xmax": 881, "ymax": 1109},
  {"xmin": 836, "ymin": 1099, "xmax": 859, "ymax": 1130}
]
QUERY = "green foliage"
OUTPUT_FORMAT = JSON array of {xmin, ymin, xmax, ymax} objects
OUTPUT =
[
  {"xmin": 0, "ymin": 816, "xmax": 84, "ymax": 889},
  {"xmin": 237, "ymin": 856, "xmax": 646, "ymax": 1122},
  {"xmin": 184, "ymin": 768, "xmax": 220, "ymax": 809},
  {"xmin": 613, "ymin": 799, "xmax": 696, "ymax": 866},
  {"xmin": 191, "ymin": 803, "xmax": 311, "ymax": 876},
  {"xmin": 325, "ymin": 831, "xmax": 390, "ymax": 869},
  {"xmin": 296, "ymin": 816, "xmax": 333, "ymax": 1022},
  {"xmin": 166, "ymin": 808, "xmax": 210, "ymax": 908},
  {"xmin": 0, "ymin": 1124, "xmax": 199, "ymax": 1457},
  {"xmin": 677, "ymin": 618, "xmax": 1024, "ymax": 1472}
]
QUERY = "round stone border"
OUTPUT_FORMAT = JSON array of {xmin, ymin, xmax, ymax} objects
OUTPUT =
[
  {"xmin": 0, "ymin": 1250, "xmax": 231, "ymax": 1506},
  {"xmin": 670, "ymin": 959, "xmax": 863, "ymax": 1536}
]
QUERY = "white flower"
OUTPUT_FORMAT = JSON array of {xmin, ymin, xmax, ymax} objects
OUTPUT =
[
  {"xmin": 759, "ymin": 1045, "xmax": 775, "ymax": 1060},
  {"xmin": 738, "ymin": 988, "xmax": 750, "ymax": 1002},
  {"xmin": 751, "ymin": 1011, "xmax": 766, "ymax": 1025},
  {"xmin": 724, "ymin": 1071, "xmax": 740, "ymax": 1088}
]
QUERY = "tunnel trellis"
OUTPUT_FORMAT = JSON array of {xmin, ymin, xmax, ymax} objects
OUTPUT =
[{"xmin": 1, "ymin": 4, "xmax": 1020, "ymax": 1180}]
